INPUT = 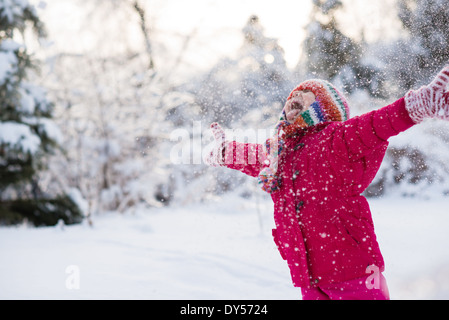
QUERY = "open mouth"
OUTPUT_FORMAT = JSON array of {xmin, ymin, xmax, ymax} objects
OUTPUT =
[
  {"xmin": 289, "ymin": 95, "xmax": 307, "ymax": 113},
  {"xmin": 291, "ymin": 100, "xmax": 304, "ymax": 110}
]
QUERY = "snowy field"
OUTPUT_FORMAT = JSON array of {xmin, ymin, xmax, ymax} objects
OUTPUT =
[{"xmin": 1, "ymin": 194, "xmax": 449, "ymax": 300}]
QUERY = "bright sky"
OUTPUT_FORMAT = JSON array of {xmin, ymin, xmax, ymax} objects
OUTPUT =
[
  {"xmin": 31, "ymin": 0, "xmax": 402, "ymax": 71},
  {"xmin": 144, "ymin": 0, "xmax": 401, "ymax": 70},
  {"xmin": 152, "ymin": 0, "xmax": 313, "ymax": 69}
]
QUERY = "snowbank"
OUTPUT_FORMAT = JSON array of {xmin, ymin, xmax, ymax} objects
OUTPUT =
[{"xmin": 1, "ymin": 195, "xmax": 449, "ymax": 300}]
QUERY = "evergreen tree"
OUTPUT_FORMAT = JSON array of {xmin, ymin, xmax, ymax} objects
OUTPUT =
[
  {"xmin": 365, "ymin": 1, "xmax": 449, "ymax": 197},
  {"xmin": 301, "ymin": 0, "xmax": 385, "ymax": 97},
  {"xmin": 184, "ymin": 15, "xmax": 293, "ymax": 199},
  {"xmin": 303, "ymin": 0, "xmax": 354, "ymax": 79},
  {"xmin": 391, "ymin": 0, "xmax": 449, "ymax": 89},
  {"xmin": 195, "ymin": 15, "xmax": 292, "ymax": 126},
  {"xmin": 0, "ymin": 0, "xmax": 82, "ymax": 226}
]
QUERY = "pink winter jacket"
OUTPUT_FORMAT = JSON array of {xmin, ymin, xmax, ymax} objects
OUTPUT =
[{"xmin": 223, "ymin": 98, "xmax": 415, "ymax": 288}]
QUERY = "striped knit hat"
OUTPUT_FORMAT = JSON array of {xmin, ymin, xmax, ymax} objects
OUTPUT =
[
  {"xmin": 258, "ymin": 79, "xmax": 350, "ymax": 193},
  {"xmin": 281, "ymin": 79, "xmax": 349, "ymax": 135}
]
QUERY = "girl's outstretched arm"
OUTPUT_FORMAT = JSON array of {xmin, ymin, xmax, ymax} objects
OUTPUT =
[
  {"xmin": 204, "ymin": 123, "xmax": 268, "ymax": 177},
  {"xmin": 331, "ymin": 97, "xmax": 415, "ymax": 160},
  {"xmin": 332, "ymin": 66, "xmax": 449, "ymax": 160}
]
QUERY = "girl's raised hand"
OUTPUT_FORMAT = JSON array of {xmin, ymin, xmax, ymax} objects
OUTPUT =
[
  {"xmin": 204, "ymin": 122, "xmax": 226, "ymax": 167},
  {"xmin": 405, "ymin": 66, "xmax": 449, "ymax": 123}
]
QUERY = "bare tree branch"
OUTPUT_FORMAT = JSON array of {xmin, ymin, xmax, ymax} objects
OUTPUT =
[{"xmin": 132, "ymin": 0, "xmax": 155, "ymax": 70}]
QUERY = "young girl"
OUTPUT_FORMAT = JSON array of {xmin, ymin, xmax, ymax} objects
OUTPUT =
[{"xmin": 204, "ymin": 66, "xmax": 449, "ymax": 300}]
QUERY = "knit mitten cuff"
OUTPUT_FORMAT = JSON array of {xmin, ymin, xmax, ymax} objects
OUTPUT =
[{"xmin": 404, "ymin": 89, "xmax": 426, "ymax": 124}]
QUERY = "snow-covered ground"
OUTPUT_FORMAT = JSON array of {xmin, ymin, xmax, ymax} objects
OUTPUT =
[{"xmin": 1, "ymin": 194, "xmax": 449, "ymax": 300}]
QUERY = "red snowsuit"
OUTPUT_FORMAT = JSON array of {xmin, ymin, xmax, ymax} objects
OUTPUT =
[{"xmin": 223, "ymin": 98, "xmax": 415, "ymax": 288}]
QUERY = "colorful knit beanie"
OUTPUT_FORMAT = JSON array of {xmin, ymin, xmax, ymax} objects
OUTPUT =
[{"xmin": 258, "ymin": 79, "xmax": 350, "ymax": 193}]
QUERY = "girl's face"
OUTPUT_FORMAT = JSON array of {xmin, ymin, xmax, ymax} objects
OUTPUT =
[{"xmin": 284, "ymin": 89, "xmax": 316, "ymax": 123}]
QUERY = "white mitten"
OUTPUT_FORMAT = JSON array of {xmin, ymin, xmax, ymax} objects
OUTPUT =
[
  {"xmin": 405, "ymin": 66, "xmax": 449, "ymax": 123},
  {"xmin": 204, "ymin": 122, "xmax": 226, "ymax": 167}
]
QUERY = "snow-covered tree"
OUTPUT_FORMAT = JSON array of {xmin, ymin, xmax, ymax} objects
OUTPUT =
[
  {"xmin": 385, "ymin": 0, "xmax": 449, "ymax": 91},
  {"xmin": 302, "ymin": 0, "xmax": 353, "ymax": 79},
  {"xmin": 195, "ymin": 15, "xmax": 292, "ymax": 126},
  {"xmin": 174, "ymin": 15, "xmax": 294, "ymax": 201},
  {"xmin": 362, "ymin": 0, "xmax": 449, "ymax": 198},
  {"xmin": 0, "ymin": 0, "xmax": 82, "ymax": 226},
  {"xmin": 300, "ymin": 0, "xmax": 385, "ymax": 97},
  {"xmin": 39, "ymin": 0, "xmax": 190, "ymax": 216}
]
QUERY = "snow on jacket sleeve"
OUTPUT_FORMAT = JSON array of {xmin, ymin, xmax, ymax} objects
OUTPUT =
[
  {"xmin": 222, "ymin": 141, "xmax": 268, "ymax": 177},
  {"xmin": 331, "ymin": 97, "xmax": 416, "ymax": 160}
]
